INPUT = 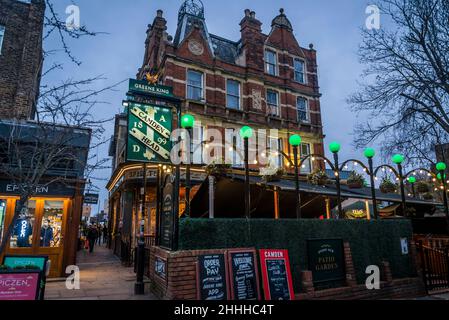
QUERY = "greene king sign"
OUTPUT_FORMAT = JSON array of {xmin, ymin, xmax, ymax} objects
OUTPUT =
[{"xmin": 126, "ymin": 102, "xmax": 173, "ymax": 163}]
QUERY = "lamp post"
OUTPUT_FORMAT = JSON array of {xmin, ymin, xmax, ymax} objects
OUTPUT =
[
  {"xmin": 240, "ymin": 126, "xmax": 253, "ymax": 219},
  {"xmin": 436, "ymin": 162, "xmax": 449, "ymax": 221},
  {"xmin": 408, "ymin": 176, "xmax": 416, "ymax": 198},
  {"xmin": 289, "ymin": 135, "xmax": 302, "ymax": 219},
  {"xmin": 181, "ymin": 114, "xmax": 195, "ymax": 217},
  {"xmin": 330, "ymin": 142, "xmax": 343, "ymax": 219},
  {"xmin": 392, "ymin": 154, "xmax": 407, "ymax": 217},
  {"xmin": 364, "ymin": 148, "xmax": 378, "ymax": 220}
]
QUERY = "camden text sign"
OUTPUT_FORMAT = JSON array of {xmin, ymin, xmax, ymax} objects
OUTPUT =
[
  {"xmin": 307, "ymin": 239, "xmax": 345, "ymax": 288},
  {"xmin": 129, "ymin": 79, "xmax": 173, "ymax": 98},
  {"xmin": 126, "ymin": 102, "xmax": 173, "ymax": 163}
]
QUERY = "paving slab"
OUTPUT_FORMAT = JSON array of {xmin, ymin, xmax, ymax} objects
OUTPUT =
[{"xmin": 45, "ymin": 245, "xmax": 158, "ymax": 300}]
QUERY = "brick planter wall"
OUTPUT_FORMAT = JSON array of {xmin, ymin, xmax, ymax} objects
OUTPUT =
[{"xmin": 149, "ymin": 241, "xmax": 426, "ymax": 300}]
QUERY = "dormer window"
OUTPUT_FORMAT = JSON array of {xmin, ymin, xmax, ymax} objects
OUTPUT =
[
  {"xmin": 294, "ymin": 58, "xmax": 306, "ymax": 84},
  {"xmin": 265, "ymin": 49, "xmax": 277, "ymax": 76},
  {"xmin": 187, "ymin": 70, "xmax": 204, "ymax": 101}
]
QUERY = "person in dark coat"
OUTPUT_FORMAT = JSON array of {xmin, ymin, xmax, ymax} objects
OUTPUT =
[
  {"xmin": 102, "ymin": 225, "xmax": 108, "ymax": 246},
  {"xmin": 86, "ymin": 225, "xmax": 98, "ymax": 253}
]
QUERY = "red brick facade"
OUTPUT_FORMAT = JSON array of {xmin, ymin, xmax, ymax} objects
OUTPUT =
[{"xmin": 136, "ymin": 3, "xmax": 324, "ymax": 171}]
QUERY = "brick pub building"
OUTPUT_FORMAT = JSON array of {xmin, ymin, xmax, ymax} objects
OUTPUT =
[
  {"xmin": 106, "ymin": 1, "xmax": 428, "ymax": 300},
  {"xmin": 107, "ymin": 0, "xmax": 326, "ymax": 251},
  {"xmin": 0, "ymin": 0, "xmax": 90, "ymax": 277}
]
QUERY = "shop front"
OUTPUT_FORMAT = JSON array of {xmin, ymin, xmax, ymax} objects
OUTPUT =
[{"xmin": 0, "ymin": 180, "xmax": 83, "ymax": 278}]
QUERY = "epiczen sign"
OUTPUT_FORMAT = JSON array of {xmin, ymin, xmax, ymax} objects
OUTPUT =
[{"xmin": 0, "ymin": 272, "xmax": 41, "ymax": 300}]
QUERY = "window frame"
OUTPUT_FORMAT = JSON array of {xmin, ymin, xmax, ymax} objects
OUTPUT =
[
  {"xmin": 0, "ymin": 25, "xmax": 5, "ymax": 55},
  {"xmin": 186, "ymin": 69, "xmax": 204, "ymax": 101},
  {"xmin": 226, "ymin": 79, "xmax": 241, "ymax": 110},
  {"xmin": 296, "ymin": 96, "xmax": 310, "ymax": 123},
  {"xmin": 300, "ymin": 143, "xmax": 312, "ymax": 174},
  {"xmin": 265, "ymin": 49, "xmax": 278, "ymax": 76},
  {"xmin": 266, "ymin": 89, "xmax": 280, "ymax": 117},
  {"xmin": 294, "ymin": 58, "xmax": 306, "ymax": 84}
]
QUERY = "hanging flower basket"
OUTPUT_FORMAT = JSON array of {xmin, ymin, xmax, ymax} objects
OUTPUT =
[
  {"xmin": 205, "ymin": 160, "xmax": 231, "ymax": 177},
  {"xmin": 261, "ymin": 168, "xmax": 285, "ymax": 183},
  {"xmin": 415, "ymin": 181, "xmax": 430, "ymax": 194},
  {"xmin": 307, "ymin": 169, "xmax": 329, "ymax": 186},
  {"xmin": 346, "ymin": 171, "xmax": 365, "ymax": 189},
  {"xmin": 422, "ymin": 193, "xmax": 434, "ymax": 200},
  {"xmin": 380, "ymin": 178, "xmax": 397, "ymax": 194}
]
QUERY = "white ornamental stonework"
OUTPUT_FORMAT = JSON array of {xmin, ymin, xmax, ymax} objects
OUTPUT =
[{"xmin": 252, "ymin": 89, "xmax": 262, "ymax": 110}]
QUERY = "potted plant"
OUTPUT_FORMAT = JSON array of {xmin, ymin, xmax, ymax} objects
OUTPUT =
[
  {"xmin": 422, "ymin": 193, "xmax": 434, "ymax": 200},
  {"xmin": 205, "ymin": 159, "xmax": 231, "ymax": 177},
  {"xmin": 346, "ymin": 171, "xmax": 365, "ymax": 189},
  {"xmin": 380, "ymin": 178, "xmax": 397, "ymax": 193},
  {"xmin": 415, "ymin": 181, "xmax": 430, "ymax": 194},
  {"xmin": 307, "ymin": 169, "xmax": 329, "ymax": 186},
  {"xmin": 260, "ymin": 163, "xmax": 285, "ymax": 183}
]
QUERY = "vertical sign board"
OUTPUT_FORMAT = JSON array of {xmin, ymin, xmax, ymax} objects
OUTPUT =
[
  {"xmin": 196, "ymin": 254, "xmax": 229, "ymax": 300},
  {"xmin": 159, "ymin": 174, "xmax": 175, "ymax": 250},
  {"xmin": 155, "ymin": 256, "xmax": 167, "ymax": 281},
  {"xmin": 2, "ymin": 256, "xmax": 49, "ymax": 300},
  {"xmin": 307, "ymin": 239, "xmax": 345, "ymax": 288},
  {"xmin": 259, "ymin": 249, "xmax": 295, "ymax": 300},
  {"xmin": 227, "ymin": 249, "xmax": 261, "ymax": 300},
  {"xmin": 0, "ymin": 271, "xmax": 41, "ymax": 300},
  {"xmin": 126, "ymin": 101, "xmax": 173, "ymax": 164}
]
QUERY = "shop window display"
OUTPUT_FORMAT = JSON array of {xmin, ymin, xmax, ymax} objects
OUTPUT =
[
  {"xmin": 11, "ymin": 200, "xmax": 36, "ymax": 248},
  {"xmin": 40, "ymin": 200, "xmax": 64, "ymax": 248}
]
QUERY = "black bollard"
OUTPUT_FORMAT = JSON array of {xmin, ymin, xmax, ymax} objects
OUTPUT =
[{"xmin": 134, "ymin": 236, "xmax": 145, "ymax": 295}]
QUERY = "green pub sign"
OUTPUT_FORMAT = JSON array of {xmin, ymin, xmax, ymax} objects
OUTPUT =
[
  {"xmin": 126, "ymin": 102, "xmax": 173, "ymax": 163},
  {"xmin": 129, "ymin": 79, "xmax": 173, "ymax": 98}
]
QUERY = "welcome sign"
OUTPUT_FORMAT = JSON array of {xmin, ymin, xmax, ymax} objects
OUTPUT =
[{"xmin": 126, "ymin": 102, "xmax": 173, "ymax": 163}]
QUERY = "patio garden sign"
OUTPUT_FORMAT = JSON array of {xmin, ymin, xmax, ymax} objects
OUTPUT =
[{"xmin": 307, "ymin": 239, "xmax": 345, "ymax": 289}]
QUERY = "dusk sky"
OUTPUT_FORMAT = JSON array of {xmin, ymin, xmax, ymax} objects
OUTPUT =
[{"xmin": 44, "ymin": 0, "xmax": 378, "ymax": 213}]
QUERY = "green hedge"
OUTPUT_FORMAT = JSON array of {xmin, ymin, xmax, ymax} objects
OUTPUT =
[{"xmin": 179, "ymin": 218, "xmax": 416, "ymax": 292}]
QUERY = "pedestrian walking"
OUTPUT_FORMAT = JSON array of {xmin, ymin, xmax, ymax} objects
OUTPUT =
[
  {"xmin": 87, "ymin": 225, "xmax": 98, "ymax": 253},
  {"xmin": 102, "ymin": 225, "xmax": 108, "ymax": 246}
]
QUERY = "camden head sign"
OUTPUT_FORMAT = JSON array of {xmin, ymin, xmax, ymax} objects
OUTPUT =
[{"xmin": 126, "ymin": 102, "xmax": 173, "ymax": 163}]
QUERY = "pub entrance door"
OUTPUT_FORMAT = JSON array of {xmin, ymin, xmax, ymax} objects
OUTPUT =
[{"xmin": 4, "ymin": 198, "xmax": 69, "ymax": 277}]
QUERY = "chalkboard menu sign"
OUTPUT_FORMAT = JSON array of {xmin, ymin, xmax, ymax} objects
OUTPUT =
[
  {"xmin": 196, "ymin": 254, "xmax": 229, "ymax": 300},
  {"xmin": 227, "ymin": 249, "xmax": 261, "ymax": 300},
  {"xmin": 307, "ymin": 239, "xmax": 345, "ymax": 288},
  {"xmin": 159, "ymin": 174, "xmax": 174, "ymax": 250},
  {"xmin": 259, "ymin": 249, "xmax": 295, "ymax": 300}
]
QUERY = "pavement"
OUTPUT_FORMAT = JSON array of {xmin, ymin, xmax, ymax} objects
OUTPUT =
[{"xmin": 44, "ymin": 244, "xmax": 158, "ymax": 300}]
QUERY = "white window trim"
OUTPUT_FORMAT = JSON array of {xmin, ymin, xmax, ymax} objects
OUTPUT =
[
  {"xmin": 186, "ymin": 69, "xmax": 205, "ymax": 101},
  {"xmin": 293, "ymin": 58, "xmax": 307, "ymax": 84},
  {"xmin": 300, "ymin": 143, "xmax": 312, "ymax": 173},
  {"xmin": 266, "ymin": 89, "xmax": 280, "ymax": 117},
  {"xmin": 265, "ymin": 49, "xmax": 278, "ymax": 76},
  {"xmin": 226, "ymin": 78, "xmax": 241, "ymax": 110},
  {"xmin": 0, "ymin": 25, "xmax": 5, "ymax": 55},
  {"xmin": 296, "ymin": 96, "xmax": 310, "ymax": 124}
]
